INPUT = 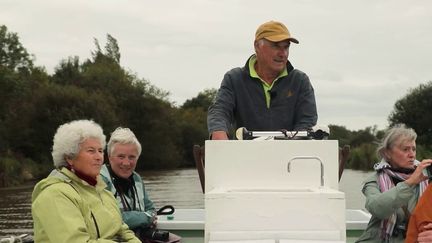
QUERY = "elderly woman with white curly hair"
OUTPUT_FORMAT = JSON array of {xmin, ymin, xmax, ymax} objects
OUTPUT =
[{"xmin": 31, "ymin": 119, "xmax": 141, "ymax": 243}]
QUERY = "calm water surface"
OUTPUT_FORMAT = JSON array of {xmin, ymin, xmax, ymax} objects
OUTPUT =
[{"xmin": 0, "ymin": 168, "xmax": 372, "ymax": 237}]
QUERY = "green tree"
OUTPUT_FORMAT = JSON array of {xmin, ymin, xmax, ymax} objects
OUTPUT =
[
  {"xmin": 0, "ymin": 25, "xmax": 38, "ymax": 120},
  {"xmin": 2, "ymin": 83, "xmax": 119, "ymax": 164},
  {"xmin": 105, "ymin": 34, "xmax": 120, "ymax": 63},
  {"xmin": 328, "ymin": 125, "xmax": 351, "ymax": 146},
  {"xmin": 417, "ymin": 144, "xmax": 432, "ymax": 161},
  {"xmin": 182, "ymin": 88, "xmax": 217, "ymax": 110},
  {"xmin": 0, "ymin": 25, "xmax": 51, "ymax": 185},
  {"xmin": 52, "ymin": 56, "xmax": 82, "ymax": 86},
  {"xmin": 388, "ymin": 81, "xmax": 432, "ymax": 146},
  {"xmin": 91, "ymin": 34, "xmax": 120, "ymax": 65},
  {"xmin": 349, "ymin": 126, "xmax": 378, "ymax": 147},
  {"xmin": 349, "ymin": 143, "xmax": 378, "ymax": 170},
  {"xmin": 0, "ymin": 25, "xmax": 33, "ymax": 71},
  {"xmin": 176, "ymin": 108, "xmax": 208, "ymax": 166},
  {"xmin": 176, "ymin": 89, "xmax": 216, "ymax": 166}
]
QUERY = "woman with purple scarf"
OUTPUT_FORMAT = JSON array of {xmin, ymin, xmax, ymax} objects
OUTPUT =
[{"xmin": 355, "ymin": 124, "xmax": 432, "ymax": 243}]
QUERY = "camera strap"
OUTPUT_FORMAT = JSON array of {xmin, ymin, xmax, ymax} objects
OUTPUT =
[{"xmin": 157, "ymin": 205, "xmax": 175, "ymax": 215}]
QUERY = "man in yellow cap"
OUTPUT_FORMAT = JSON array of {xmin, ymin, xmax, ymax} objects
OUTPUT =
[{"xmin": 208, "ymin": 20, "xmax": 317, "ymax": 139}]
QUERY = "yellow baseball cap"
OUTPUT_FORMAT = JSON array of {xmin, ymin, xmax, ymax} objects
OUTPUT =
[{"xmin": 255, "ymin": 20, "xmax": 299, "ymax": 44}]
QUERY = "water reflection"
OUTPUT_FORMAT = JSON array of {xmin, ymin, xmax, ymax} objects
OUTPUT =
[
  {"xmin": 0, "ymin": 184, "xmax": 33, "ymax": 236},
  {"xmin": 339, "ymin": 169, "xmax": 374, "ymax": 210},
  {"xmin": 141, "ymin": 169, "xmax": 204, "ymax": 209}
]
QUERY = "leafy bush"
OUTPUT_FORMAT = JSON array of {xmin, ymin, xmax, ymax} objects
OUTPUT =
[
  {"xmin": 348, "ymin": 143, "xmax": 378, "ymax": 171},
  {"xmin": 0, "ymin": 156, "xmax": 25, "ymax": 186}
]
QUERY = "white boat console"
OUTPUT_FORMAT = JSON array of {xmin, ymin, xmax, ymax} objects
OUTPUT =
[{"xmin": 205, "ymin": 140, "xmax": 346, "ymax": 243}]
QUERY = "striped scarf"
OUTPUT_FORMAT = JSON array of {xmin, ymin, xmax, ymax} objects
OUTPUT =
[{"xmin": 374, "ymin": 160, "xmax": 428, "ymax": 242}]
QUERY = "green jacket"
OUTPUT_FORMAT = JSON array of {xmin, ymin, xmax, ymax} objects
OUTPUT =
[
  {"xmin": 31, "ymin": 167, "xmax": 141, "ymax": 243},
  {"xmin": 355, "ymin": 173, "xmax": 419, "ymax": 243},
  {"xmin": 100, "ymin": 165, "xmax": 156, "ymax": 230}
]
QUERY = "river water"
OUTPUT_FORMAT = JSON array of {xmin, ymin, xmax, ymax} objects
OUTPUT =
[{"xmin": 0, "ymin": 168, "xmax": 373, "ymax": 237}]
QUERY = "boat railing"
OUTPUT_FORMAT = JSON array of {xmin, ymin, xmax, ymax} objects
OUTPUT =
[
  {"xmin": 0, "ymin": 234, "xmax": 33, "ymax": 243},
  {"xmin": 287, "ymin": 156, "xmax": 325, "ymax": 187}
]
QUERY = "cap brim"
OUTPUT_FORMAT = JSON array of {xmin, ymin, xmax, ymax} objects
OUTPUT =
[{"xmin": 264, "ymin": 35, "xmax": 299, "ymax": 44}]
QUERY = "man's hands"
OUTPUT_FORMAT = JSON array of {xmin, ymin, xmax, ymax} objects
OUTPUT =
[{"xmin": 211, "ymin": 131, "xmax": 228, "ymax": 140}]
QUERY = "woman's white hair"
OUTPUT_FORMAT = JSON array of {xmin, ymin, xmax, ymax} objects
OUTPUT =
[
  {"xmin": 377, "ymin": 124, "xmax": 417, "ymax": 161},
  {"xmin": 107, "ymin": 127, "xmax": 142, "ymax": 157},
  {"xmin": 52, "ymin": 119, "xmax": 106, "ymax": 168}
]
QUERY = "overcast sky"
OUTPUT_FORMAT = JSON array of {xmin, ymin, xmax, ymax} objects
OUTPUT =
[{"xmin": 1, "ymin": 0, "xmax": 431, "ymax": 131}]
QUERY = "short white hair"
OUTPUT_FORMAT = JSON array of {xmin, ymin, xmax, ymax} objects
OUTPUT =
[
  {"xmin": 107, "ymin": 127, "xmax": 142, "ymax": 157},
  {"xmin": 377, "ymin": 124, "xmax": 417, "ymax": 161},
  {"xmin": 51, "ymin": 120, "xmax": 106, "ymax": 168}
]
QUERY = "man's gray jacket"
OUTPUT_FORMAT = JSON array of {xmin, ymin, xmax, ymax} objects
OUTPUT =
[{"xmin": 207, "ymin": 56, "xmax": 317, "ymax": 137}]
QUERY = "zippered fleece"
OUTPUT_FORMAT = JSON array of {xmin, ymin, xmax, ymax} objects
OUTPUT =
[{"xmin": 208, "ymin": 56, "xmax": 317, "ymax": 136}]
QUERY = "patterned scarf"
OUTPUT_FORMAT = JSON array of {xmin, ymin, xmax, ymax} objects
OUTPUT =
[
  {"xmin": 107, "ymin": 164, "xmax": 141, "ymax": 211},
  {"xmin": 374, "ymin": 160, "xmax": 428, "ymax": 241}
]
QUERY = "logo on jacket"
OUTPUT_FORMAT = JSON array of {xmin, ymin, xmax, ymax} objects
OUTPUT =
[{"xmin": 287, "ymin": 90, "xmax": 294, "ymax": 97}]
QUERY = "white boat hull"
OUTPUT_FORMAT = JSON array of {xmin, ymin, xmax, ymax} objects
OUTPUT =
[{"xmin": 158, "ymin": 208, "xmax": 370, "ymax": 243}]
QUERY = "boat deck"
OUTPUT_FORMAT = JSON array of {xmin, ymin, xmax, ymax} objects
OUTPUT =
[{"xmin": 158, "ymin": 209, "xmax": 370, "ymax": 243}]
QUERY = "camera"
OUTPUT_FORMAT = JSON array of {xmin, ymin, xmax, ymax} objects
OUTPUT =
[
  {"xmin": 423, "ymin": 165, "xmax": 432, "ymax": 179},
  {"xmin": 141, "ymin": 228, "xmax": 169, "ymax": 242},
  {"xmin": 393, "ymin": 223, "xmax": 407, "ymax": 237}
]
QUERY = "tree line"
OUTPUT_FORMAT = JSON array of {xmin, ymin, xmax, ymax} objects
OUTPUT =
[{"xmin": 1, "ymin": 25, "xmax": 431, "ymax": 187}]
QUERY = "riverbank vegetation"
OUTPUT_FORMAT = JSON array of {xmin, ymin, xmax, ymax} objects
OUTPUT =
[{"xmin": 1, "ymin": 25, "xmax": 431, "ymax": 187}]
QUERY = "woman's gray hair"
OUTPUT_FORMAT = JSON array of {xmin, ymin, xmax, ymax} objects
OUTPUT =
[
  {"xmin": 107, "ymin": 127, "xmax": 142, "ymax": 157},
  {"xmin": 52, "ymin": 120, "xmax": 106, "ymax": 168},
  {"xmin": 377, "ymin": 124, "xmax": 417, "ymax": 161}
]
